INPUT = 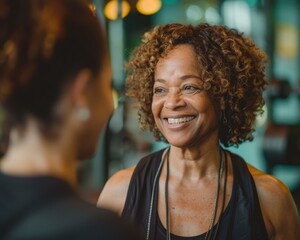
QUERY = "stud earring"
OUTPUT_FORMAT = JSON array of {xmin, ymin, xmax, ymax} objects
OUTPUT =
[{"xmin": 76, "ymin": 107, "xmax": 90, "ymax": 122}]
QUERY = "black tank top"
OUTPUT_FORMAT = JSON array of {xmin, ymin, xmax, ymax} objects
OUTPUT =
[{"xmin": 122, "ymin": 149, "xmax": 269, "ymax": 240}]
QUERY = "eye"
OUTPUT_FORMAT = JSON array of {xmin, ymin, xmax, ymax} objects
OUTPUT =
[
  {"xmin": 182, "ymin": 85, "xmax": 201, "ymax": 94},
  {"xmin": 184, "ymin": 85, "xmax": 197, "ymax": 90},
  {"xmin": 153, "ymin": 87, "xmax": 167, "ymax": 95}
]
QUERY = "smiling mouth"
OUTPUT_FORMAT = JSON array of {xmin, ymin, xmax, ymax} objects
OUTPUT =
[{"xmin": 167, "ymin": 116, "xmax": 196, "ymax": 124}]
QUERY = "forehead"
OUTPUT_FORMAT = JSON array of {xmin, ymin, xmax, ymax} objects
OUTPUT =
[
  {"xmin": 168, "ymin": 44, "xmax": 196, "ymax": 55},
  {"xmin": 155, "ymin": 44, "xmax": 200, "ymax": 76}
]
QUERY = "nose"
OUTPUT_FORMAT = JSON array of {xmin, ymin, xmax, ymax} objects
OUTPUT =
[{"xmin": 164, "ymin": 89, "xmax": 186, "ymax": 110}]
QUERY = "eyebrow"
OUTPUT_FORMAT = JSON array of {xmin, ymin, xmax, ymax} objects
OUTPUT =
[{"xmin": 154, "ymin": 75, "xmax": 202, "ymax": 82}]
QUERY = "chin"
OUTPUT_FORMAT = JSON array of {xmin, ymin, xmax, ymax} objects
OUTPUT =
[
  {"xmin": 164, "ymin": 132, "xmax": 192, "ymax": 145},
  {"xmin": 166, "ymin": 139, "xmax": 190, "ymax": 148}
]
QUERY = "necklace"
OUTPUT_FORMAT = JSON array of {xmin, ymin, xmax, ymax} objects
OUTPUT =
[
  {"xmin": 204, "ymin": 149, "xmax": 228, "ymax": 240},
  {"xmin": 165, "ymin": 148, "xmax": 227, "ymax": 240},
  {"xmin": 146, "ymin": 148, "xmax": 228, "ymax": 240}
]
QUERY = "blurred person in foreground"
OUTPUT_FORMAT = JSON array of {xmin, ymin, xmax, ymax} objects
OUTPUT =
[
  {"xmin": 0, "ymin": 0, "xmax": 140, "ymax": 239},
  {"xmin": 98, "ymin": 23, "xmax": 300, "ymax": 239}
]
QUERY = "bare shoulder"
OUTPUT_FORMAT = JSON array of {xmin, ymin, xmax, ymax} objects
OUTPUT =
[
  {"xmin": 97, "ymin": 166, "xmax": 135, "ymax": 215},
  {"xmin": 247, "ymin": 164, "xmax": 290, "ymax": 199},
  {"xmin": 247, "ymin": 164, "xmax": 300, "ymax": 239}
]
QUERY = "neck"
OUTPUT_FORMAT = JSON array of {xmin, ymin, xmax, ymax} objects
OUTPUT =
[
  {"xmin": 0, "ymin": 123, "xmax": 78, "ymax": 187},
  {"xmin": 168, "ymin": 142, "xmax": 221, "ymax": 182}
]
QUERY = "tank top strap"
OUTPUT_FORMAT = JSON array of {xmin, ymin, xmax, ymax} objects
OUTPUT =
[
  {"xmin": 229, "ymin": 152, "xmax": 269, "ymax": 240},
  {"xmin": 122, "ymin": 148, "xmax": 166, "ymax": 239}
]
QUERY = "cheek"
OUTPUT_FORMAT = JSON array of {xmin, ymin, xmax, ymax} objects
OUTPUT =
[
  {"xmin": 90, "ymin": 85, "xmax": 113, "ymax": 130},
  {"xmin": 151, "ymin": 98, "xmax": 161, "ymax": 119},
  {"xmin": 98, "ymin": 91, "xmax": 113, "ymax": 126},
  {"xmin": 193, "ymin": 94, "xmax": 213, "ymax": 110},
  {"xmin": 104, "ymin": 88, "xmax": 113, "ymax": 113},
  {"xmin": 99, "ymin": 78, "xmax": 113, "ymax": 114}
]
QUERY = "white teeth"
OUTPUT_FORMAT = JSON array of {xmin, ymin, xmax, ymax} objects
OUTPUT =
[{"xmin": 167, "ymin": 116, "xmax": 195, "ymax": 124}]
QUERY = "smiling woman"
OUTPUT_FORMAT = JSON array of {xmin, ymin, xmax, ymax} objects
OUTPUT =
[
  {"xmin": 152, "ymin": 44, "xmax": 218, "ymax": 149},
  {"xmin": 98, "ymin": 23, "xmax": 300, "ymax": 240}
]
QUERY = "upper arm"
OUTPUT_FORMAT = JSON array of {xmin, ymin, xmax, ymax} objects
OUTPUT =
[
  {"xmin": 248, "ymin": 165, "xmax": 300, "ymax": 240},
  {"xmin": 97, "ymin": 167, "xmax": 135, "ymax": 215}
]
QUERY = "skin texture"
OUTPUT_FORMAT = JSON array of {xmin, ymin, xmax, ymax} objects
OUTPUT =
[{"xmin": 98, "ymin": 25, "xmax": 300, "ymax": 239}]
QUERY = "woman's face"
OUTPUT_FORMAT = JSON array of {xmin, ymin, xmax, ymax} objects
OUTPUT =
[{"xmin": 152, "ymin": 44, "xmax": 219, "ymax": 148}]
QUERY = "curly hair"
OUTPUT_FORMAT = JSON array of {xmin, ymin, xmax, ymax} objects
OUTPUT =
[{"xmin": 126, "ymin": 23, "xmax": 267, "ymax": 147}]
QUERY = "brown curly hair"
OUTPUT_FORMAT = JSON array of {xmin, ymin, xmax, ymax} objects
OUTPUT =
[{"xmin": 126, "ymin": 23, "xmax": 267, "ymax": 147}]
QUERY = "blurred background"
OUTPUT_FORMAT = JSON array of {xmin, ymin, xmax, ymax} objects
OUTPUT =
[{"xmin": 77, "ymin": 0, "xmax": 300, "ymax": 208}]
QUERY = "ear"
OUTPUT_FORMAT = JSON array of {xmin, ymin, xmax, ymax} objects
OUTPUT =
[{"xmin": 70, "ymin": 69, "xmax": 92, "ymax": 107}]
